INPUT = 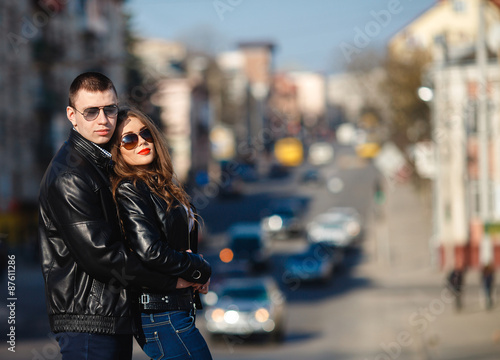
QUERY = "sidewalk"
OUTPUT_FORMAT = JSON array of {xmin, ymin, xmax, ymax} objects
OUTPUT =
[{"xmin": 362, "ymin": 182, "xmax": 500, "ymax": 360}]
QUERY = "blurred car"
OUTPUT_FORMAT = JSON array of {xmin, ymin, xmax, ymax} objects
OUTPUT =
[
  {"xmin": 235, "ymin": 163, "xmax": 259, "ymax": 182},
  {"xmin": 306, "ymin": 207, "xmax": 362, "ymax": 248},
  {"xmin": 204, "ymin": 277, "xmax": 286, "ymax": 342},
  {"xmin": 299, "ymin": 168, "xmax": 323, "ymax": 185},
  {"xmin": 225, "ymin": 222, "xmax": 270, "ymax": 272},
  {"xmin": 326, "ymin": 207, "xmax": 363, "ymax": 244},
  {"xmin": 268, "ymin": 163, "xmax": 290, "ymax": 179},
  {"xmin": 284, "ymin": 242, "xmax": 343, "ymax": 284},
  {"xmin": 307, "ymin": 141, "xmax": 334, "ymax": 166},
  {"xmin": 219, "ymin": 175, "xmax": 244, "ymax": 198},
  {"xmin": 260, "ymin": 199, "xmax": 304, "ymax": 239}
]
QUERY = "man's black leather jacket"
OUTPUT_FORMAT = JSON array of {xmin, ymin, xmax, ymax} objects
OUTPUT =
[{"xmin": 38, "ymin": 130, "xmax": 210, "ymax": 334}]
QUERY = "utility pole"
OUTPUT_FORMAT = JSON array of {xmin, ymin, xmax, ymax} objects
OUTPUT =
[{"xmin": 477, "ymin": 0, "xmax": 493, "ymax": 265}]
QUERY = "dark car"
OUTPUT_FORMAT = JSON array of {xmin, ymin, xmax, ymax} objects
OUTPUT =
[
  {"xmin": 284, "ymin": 242, "xmax": 343, "ymax": 284},
  {"xmin": 226, "ymin": 222, "xmax": 270, "ymax": 272},
  {"xmin": 260, "ymin": 198, "xmax": 305, "ymax": 239},
  {"xmin": 299, "ymin": 168, "xmax": 323, "ymax": 185}
]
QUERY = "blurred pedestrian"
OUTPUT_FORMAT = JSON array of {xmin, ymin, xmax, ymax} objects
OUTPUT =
[
  {"xmin": 110, "ymin": 107, "xmax": 212, "ymax": 360},
  {"xmin": 482, "ymin": 264, "xmax": 495, "ymax": 310},
  {"xmin": 447, "ymin": 268, "xmax": 464, "ymax": 311},
  {"xmin": 38, "ymin": 72, "xmax": 210, "ymax": 360}
]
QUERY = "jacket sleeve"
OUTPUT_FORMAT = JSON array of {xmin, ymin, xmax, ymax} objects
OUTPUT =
[
  {"xmin": 115, "ymin": 181, "xmax": 211, "ymax": 284},
  {"xmin": 47, "ymin": 172, "xmax": 178, "ymax": 292}
]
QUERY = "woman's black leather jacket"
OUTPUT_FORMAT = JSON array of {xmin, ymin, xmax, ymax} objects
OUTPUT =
[
  {"xmin": 38, "ymin": 130, "xmax": 209, "ymax": 334},
  {"xmin": 115, "ymin": 180, "xmax": 211, "ymax": 307}
]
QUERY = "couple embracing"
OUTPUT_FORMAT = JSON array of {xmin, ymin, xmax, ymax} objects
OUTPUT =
[{"xmin": 38, "ymin": 72, "xmax": 213, "ymax": 360}]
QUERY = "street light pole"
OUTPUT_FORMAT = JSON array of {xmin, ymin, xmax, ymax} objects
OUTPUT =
[{"xmin": 477, "ymin": 0, "xmax": 493, "ymax": 265}]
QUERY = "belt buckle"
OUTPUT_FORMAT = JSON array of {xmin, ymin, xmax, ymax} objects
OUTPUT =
[{"xmin": 140, "ymin": 294, "xmax": 150, "ymax": 304}]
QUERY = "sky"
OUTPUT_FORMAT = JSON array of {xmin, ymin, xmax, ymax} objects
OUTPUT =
[{"xmin": 125, "ymin": 0, "xmax": 437, "ymax": 73}]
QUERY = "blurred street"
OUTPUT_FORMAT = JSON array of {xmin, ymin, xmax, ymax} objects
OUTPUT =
[
  {"xmin": 2, "ymin": 1, "xmax": 500, "ymax": 359},
  {"xmin": 2, "ymin": 143, "xmax": 499, "ymax": 360}
]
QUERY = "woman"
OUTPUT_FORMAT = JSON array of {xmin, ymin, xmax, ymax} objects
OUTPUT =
[{"xmin": 110, "ymin": 108, "xmax": 213, "ymax": 360}]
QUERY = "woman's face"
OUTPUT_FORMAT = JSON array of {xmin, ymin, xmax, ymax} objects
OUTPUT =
[{"xmin": 117, "ymin": 116, "xmax": 155, "ymax": 167}]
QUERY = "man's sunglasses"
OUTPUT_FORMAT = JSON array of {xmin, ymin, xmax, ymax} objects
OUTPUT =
[
  {"xmin": 121, "ymin": 129, "xmax": 154, "ymax": 150},
  {"xmin": 73, "ymin": 104, "xmax": 119, "ymax": 121}
]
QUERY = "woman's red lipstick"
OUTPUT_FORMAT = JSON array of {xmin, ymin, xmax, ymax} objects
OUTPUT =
[{"xmin": 138, "ymin": 148, "xmax": 150, "ymax": 155}]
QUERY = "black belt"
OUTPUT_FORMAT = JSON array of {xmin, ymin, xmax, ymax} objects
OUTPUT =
[{"xmin": 138, "ymin": 293, "xmax": 194, "ymax": 311}]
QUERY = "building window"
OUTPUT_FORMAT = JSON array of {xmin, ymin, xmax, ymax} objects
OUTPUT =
[
  {"xmin": 489, "ymin": 181, "xmax": 495, "ymax": 218},
  {"xmin": 487, "ymin": 100, "xmax": 495, "ymax": 133},
  {"xmin": 465, "ymin": 100, "xmax": 478, "ymax": 134},
  {"xmin": 469, "ymin": 180, "xmax": 496, "ymax": 218},
  {"xmin": 452, "ymin": 0, "xmax": 466, "ymax": 13},
  {"xmin": 469, "ymin": 180, "xmax": 480, "ymax": 217},
  {"xmin": 445, "ymin": 203, "xmax": 452, "ymax": 222}
]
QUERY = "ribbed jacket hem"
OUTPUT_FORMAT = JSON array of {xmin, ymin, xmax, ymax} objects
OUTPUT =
[{"xmin": 50, "ymin": 314, "xmax": 133, "ymax": 335}]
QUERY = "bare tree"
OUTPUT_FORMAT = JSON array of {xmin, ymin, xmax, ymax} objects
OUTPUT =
[{"xmin": 382, "ymin": 47, "xmax": 432, "ymax": 152}]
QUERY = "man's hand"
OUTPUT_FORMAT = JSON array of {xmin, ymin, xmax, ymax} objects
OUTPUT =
[
  {"xmin": 176, "ymin": 278, "xmax": 196, "ymax": 289},
  {"xmin": 182, "ymin": 249, "xmax": 209, "ymax": 292},
  {"xmin": 194, "ymin": 278, "xmax": 210, "ymax": 294}
]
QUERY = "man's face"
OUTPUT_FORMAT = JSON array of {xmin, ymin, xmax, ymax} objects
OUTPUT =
[{"xmin": 67, "ymin": 89, "xmax": 118, "ymax": 145}]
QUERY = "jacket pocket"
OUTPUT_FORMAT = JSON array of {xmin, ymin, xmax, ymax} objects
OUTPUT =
[{"xmin": 88, "ymin": 279, "xmax": 104, "ymax": 313}]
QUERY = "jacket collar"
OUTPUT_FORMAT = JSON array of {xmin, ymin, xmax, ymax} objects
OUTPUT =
[{"xmin": 68, "ymin": 129, "xmax": 114, "ymax": 172}]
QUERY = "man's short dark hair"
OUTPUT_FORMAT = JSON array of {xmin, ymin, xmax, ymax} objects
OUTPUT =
[{"xmin": 68, "ymin": 72, "xmax": 117, "ymax": 107}]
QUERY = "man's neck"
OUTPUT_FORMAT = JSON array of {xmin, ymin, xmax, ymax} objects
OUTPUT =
[{"xmin": 72, "ymin": 127, "xmax": 111, "ymax": 158}]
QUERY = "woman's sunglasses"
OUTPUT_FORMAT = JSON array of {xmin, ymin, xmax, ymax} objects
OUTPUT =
[{"xmin": 121, "ymin": 129, "xmax": 154, "ymax": 150}]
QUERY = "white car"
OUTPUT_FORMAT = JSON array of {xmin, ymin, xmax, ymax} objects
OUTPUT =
[
  {"xmin": 204, "ymin": 277, "xmax": 286, "ymax": 342},
  {"xmin": 307, "ymin": 207, "xmax": 362, "ymax": 248}
]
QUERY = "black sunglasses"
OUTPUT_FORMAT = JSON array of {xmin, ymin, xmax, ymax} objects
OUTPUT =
[
  {"xmin": 121, "ymin": 128, "xmax": 154, "ymax": 150},
  {"xmin": 73, "ymin": 104, "xmax": 119, "ymax": 121}
]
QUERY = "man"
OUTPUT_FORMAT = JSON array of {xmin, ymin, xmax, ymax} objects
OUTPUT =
[{"xmin": 38, "ymin": 72, "xmax": 210, "ymax": 360}]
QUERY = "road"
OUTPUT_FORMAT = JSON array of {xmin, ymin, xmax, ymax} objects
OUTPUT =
[{"xmin": 193, "ymin": 144, "xmax": 386, "ymax": 360}]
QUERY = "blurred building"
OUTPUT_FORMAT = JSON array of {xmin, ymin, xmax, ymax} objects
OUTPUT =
[
  {"xmin": 238, "ymin": 42, "xmax": 275, "ymax": 163},
  {"xmin": 217, "ymin": 51, "xmax": 248, "ymax": 105},
  {"xmin": 133, "ymin": 38, "xmax": 187, "ymax": 78},
  {"xmin": 391, "ymin": 0, "xmax": 500, "ymax": 269},
  {"xmin": 288, "ymin": 71, "xmax": 326, "ymax": 136},
  {"xmin": 327, "ymin": 68, "xmax": 390, "ymax": 144},
  {"xmin": 238, "ymin": 41, "xmax": 275, "ymax": 90},
  {"xmin": 135, "ymin": 38, "xmax": 218, "ymax": 184},
  {"xmin": 266, "ymin": 73, "xmax": 300, "ymax": 138},
  {"xmin": 429, "ymin": 49, "xmax": 500, "ymax": 270},
  {"xmin": 390, "ymin": 0, "xmax": 500, "ymax": 60},
  {"xmin": 327, "ymin": 69, "xmax": 387, "ymax": 124},
  {"xmin": 0, "ymin": 0, "xmax": 127, "ymax": 244}
]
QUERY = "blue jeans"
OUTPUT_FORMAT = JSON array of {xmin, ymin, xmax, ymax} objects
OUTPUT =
[
  {"xmin": 55, "ymin": 332, "xmax": 132, "ymax": 360},
  {"xmin": 137, "ymin": 309, "xmax": 212, "ymax": 360}
]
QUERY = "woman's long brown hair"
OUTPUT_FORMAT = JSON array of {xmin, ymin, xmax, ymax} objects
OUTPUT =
[{"xmin": 110, "ymin": 108, "xmax": 194, "ymax": 222}]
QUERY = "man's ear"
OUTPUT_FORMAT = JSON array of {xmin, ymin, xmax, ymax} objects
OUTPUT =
[{"xmin": 67, "ymin": 106, "xmax": 77, "ymax": 127}]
